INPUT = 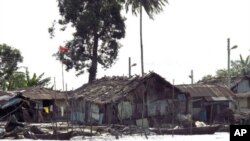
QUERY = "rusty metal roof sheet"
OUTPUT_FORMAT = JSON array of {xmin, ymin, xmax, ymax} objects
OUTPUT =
[
  {"xmin": 176, "ymin": 84, "xmax": 235, "ymax": 101},
  {"xmin": 235, "ymin": 91, "xmax": 250, "ymax": 98},
  {"xmin": 197, "ymin": 76, "xmax": 249, "ymax": 88}
]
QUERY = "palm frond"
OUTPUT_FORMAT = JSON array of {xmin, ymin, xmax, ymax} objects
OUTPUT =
[{"xmin": 125, "ymin": 0, "xmax": 168, "ymax": 19}]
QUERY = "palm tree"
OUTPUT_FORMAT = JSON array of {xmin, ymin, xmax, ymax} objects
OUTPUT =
[
  {"xmin": 239, "ymin": 54, "xmax": 250, "ymax": 76},
  {"xmin": 1, "ymin": 69, "xmax": 51, "ymax": 91},
  {"xmin": 25, "ymin": 69, "xmax": 51, "ymax": 87},
  {"xmin": 124, "ymin": 0, "xmax": 168, "ymax": 76}
]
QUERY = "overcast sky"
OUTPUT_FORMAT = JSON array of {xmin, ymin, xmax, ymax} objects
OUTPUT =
[{"xmin": 0, "ymin": 0, "xmax": 250, "ymax": 90}]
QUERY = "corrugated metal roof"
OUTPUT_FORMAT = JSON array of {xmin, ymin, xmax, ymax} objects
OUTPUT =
[
  {"xmin": 0, "ymin": 91, "xmax": 16, "ymax": 101},
  {"xmin": 176, "ymin": 84, "xmax": 235, "ymax": 101},
  {"xmin": 205, "ymin": 97, "xmax": 232, "ymax": 101},
  {"xmin": 235, "ymin": 91, "xmax": 250, "ymax": 98},
  {"xmin": 197, "ymin": 76, "xmax": 248, "ymax": 88},
  {"xmin": 0, "ymin": 95, "xmax": 13, "ymax": 101}
]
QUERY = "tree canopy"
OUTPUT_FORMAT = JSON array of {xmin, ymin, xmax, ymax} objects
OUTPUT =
[
  {"xmin": 52, "ymin": 0, "xmax": 126, "ymax": 83},
  {"xmin": 124, "ymin": 0, "xmax": 168, "ymax": 19},
  {"xmin": 201, "ymin": 54, "xmax": 250, "ymax": 81},
  {"xmin": 25, "ymin": 69, "xmax": 51, "ymax": 88},
  {"xmin": 2, "ymin": 68, "xmax": 51, "ymax": 91},
  {"xmin": 0, "ymin": 44, "xmax": 50, "ymax": 90},
  {"xmin": 0, "ymin": 44, "xmax": 23, "ymax": 88}
]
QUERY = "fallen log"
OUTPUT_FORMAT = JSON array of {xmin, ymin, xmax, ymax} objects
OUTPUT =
[
  {"xmin": 29, "ymin": 126, "xmax": 47, "ymax": 134},
  {"xmin": 23, "ymin": 130, "xmax": 75, "ymax": 140}
]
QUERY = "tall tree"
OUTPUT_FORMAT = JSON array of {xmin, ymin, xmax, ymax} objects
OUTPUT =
[
  {"xmin": 53, "ymin": 0, "xmax": 125, "ymax": 83},
  {"xmin": 0, "ymin": 44, "xmax": 23, "ymax": 88},
  {"xmin": 124, "ymin": 0, "xmax": 168, "ymax": 75}
]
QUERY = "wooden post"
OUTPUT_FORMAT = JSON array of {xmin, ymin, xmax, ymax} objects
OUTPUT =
[
  {"xmin": 210, "ymin": 103, "xmax": 214, "ymax": 124},
  {"xmin": 190, "ymin": 99, "xmax": 193, "ymax": 135},
  {"xmin": 141, "ymin": 92, "xmax": 145, "ymax": 136},
  {"xmin": 90, "ymin": 103, "xmax": 93, "ymax": 137},
  {"xmin": 37, "ymin": 102, "xmax": 39, "ymax": 122},
  {"xmin": 55, "ymin": 92, "xmax": 58, "ymax": 132},
  {"xmin": 70, "ymin": 98, "xmax": 75, "ymax": 132},
  {"xmin": 121, "ymin": 101, "xmax": 123, "ymax": 125},
  {"xmin": 142, "ymin": 93, "xmax": 144, "ymax": 127},
  {"xmin": 172, "ymin": 79, "xmax": 175, "ymax": 136}
]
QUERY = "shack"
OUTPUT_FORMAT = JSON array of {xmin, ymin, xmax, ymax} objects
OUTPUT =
[
  {"xmin": 231, "ymin": 76, "xmax": 250, "ymax": 111},
  {"xmin": 69, "ymin": 72, "xmax": 189, "ymax": 127},
  {"xmin": 0, "ymin": 92, "xmax": 34, "ymax": 122},
  {"xmin": 176, "ymin": 84, "xmax": 235, "ymax": 124},
  {"xmin": 17, "ymin": 86, "xmax": 69, "ymax": 122}
]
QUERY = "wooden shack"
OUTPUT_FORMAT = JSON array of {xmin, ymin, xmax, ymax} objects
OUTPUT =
[
  {"xmin": 18, "ymin": 86, "xmax": 69, "ymax": 122},
  {"xmin": 69, "ymin": 72, "xmax": 189, "ymax": 127},
  {"xmin": 231, "ymin": 76, "xmax": 250, "ymax": 111},
  {"xmin": 176, "ymin": 84, "xmax": 235, "ymax": 123}
]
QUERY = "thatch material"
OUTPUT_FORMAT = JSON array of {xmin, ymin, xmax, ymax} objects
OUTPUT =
[
  {"xmin": 13, "ymin": 86, "xmax": 67, "ymax": 100},
  {"xmin": 70, "ymin": 72, "xmax": 180, "ymax": 104}
]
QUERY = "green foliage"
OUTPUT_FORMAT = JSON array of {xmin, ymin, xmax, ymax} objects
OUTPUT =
[
  {"xmin": 3, "ymin": 68, "xmax": 51, "ymax": 91},
  {"xmin": 53, "ymin": 0, "xmax": 126, "ymax": 82},
  {"xmin": 201, "ymin": 54, "xmax": 250, "ymax": 81},
  {"xmin": 25, "ymin": 69, "xmax": 51, "ymax": 87},
  {"xmin": 124, "ymin": 0, "xmax": 168, "ymax": 19},
  {"xmin": 0, "ymin": 44, "xmax": 23, "ymax": 88},
  {"xmin": 215, "ymin": 69, "xmax": 228, "ymax": 78},
  {"xmin": 2, "ymin": 71, "xmax": 26, "ymax": 91},
  {"xmin": 238, "ymin": 54, "xmax": 250, "ymax": 75},
  {"xmin": 0, "ymin": 44, "xmax": 50, "ymax": 90},
  {"xmin": 201, "ymin": 74, "xmax": 213, "ymax": 81}
]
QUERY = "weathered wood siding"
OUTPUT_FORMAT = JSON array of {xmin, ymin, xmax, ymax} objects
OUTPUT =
[
  {"xmin": 235, "ymin": 80, "xmax": 250, "ymax": 93},
  {"xmin": 70, "ymin": 98, "xmax": 85, "ymax": 122},
  {"xmin": 238, "ymin": 98, "xmax": 248, "ymax": 108}
]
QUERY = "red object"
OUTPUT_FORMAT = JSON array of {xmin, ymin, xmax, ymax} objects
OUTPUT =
[{"xmin": 59, "ymin": 46, "xmax": 69, "ymax": 53}]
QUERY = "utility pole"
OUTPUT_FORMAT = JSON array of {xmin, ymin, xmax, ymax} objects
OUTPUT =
[
  {"xmin": 61, "ymin": 63, "xmax": 64, "ymax": 91},
  {"xmin": 189, "ymin": 70, "xmax": 194, "ymax": 84},
  {"xmin": 227, "ymin": 38, "xmax": 238, "ymax": 88},
  {"xmin": 129, "ymin": 57, "xmax": 131, "ymax": 77},
  {"xmin": 227, "ymin": 38, "xmax": 230, "ymax": 88},
  {"xmin": 54, "ymin": 77, "xmax": 56, "ymax": 90},
  {"xmin": 188, "ymin": 70, "xmax": 193, "ymax": 134},
  {"xmin": 128, "ymin": 57, "xmax": 137, "ymax": 78}
]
